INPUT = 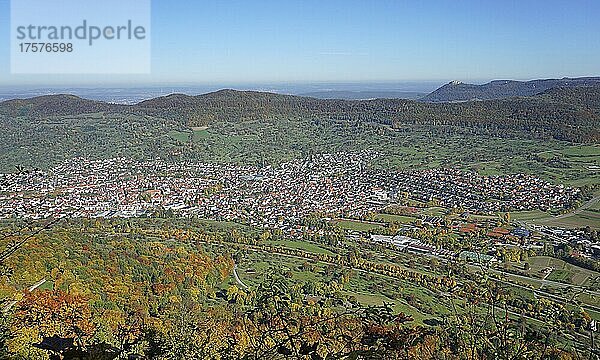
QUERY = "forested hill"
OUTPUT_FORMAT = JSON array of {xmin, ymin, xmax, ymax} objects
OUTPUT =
[
  {"xmin": 2, "ymin": 86, "xmax": 600, "ymax": 143},
  {"xmin": 136, "ymin": 87, "xmax": 600, "ymax": 143},
  {"xmin": 0, "ymin": 94, "xmax": 120, "ymax": 117},
  {"xmin": 538, "ymin": 85, "xmax": 600, "ymax": 109},
  {"xmin": 422, "ymin": 77, "xmax": 600, "ymax": 102},
  {"xmin": 135, "ymin": 89, "xmax": 321, "ymax": 126}
]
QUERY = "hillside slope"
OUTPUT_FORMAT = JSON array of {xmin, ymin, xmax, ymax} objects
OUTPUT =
[
  {"xmin": 1, "ymin": 86, "xmax": 600, "ymax": 144},
  {"xmin": 422, "ymin": 77, "xmax": 600, "ymax": 102},
  {"xmin": 0, "ymin": 94, "xmax": 121, "ymax": 117},
  {"xmin": 132, "ymin": 87, "xmax": 600, "ymax": 143}
]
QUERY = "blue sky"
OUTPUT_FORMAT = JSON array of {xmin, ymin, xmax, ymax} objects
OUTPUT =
[{"xmin": 1, "ymin": 0, "xmax": 599, "ymax": 86}]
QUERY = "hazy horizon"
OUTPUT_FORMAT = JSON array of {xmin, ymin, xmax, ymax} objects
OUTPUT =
[
  {"xmin": 2, "ymin": 75, "xmax": 600, "ymax": 104},
  {"xmin": 1, "ymin": 0, "xmax": 599, "ymax": 86}
]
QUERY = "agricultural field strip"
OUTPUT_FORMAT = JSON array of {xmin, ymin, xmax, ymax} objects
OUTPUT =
[
  {"xmin": 191, "ymin": 236, "xmax": 598, "ymax": 345},
  {"xmin": 147, "ymin": 229, "xmax": 600, "ymax": 326}
]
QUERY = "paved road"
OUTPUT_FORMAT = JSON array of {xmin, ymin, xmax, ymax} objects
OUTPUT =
[
  {"xmin": 559, "ymin": 195, "xmax": 600, "ymax": 218},
  {"xmin": 488, "ymin": 268, "xmax": 600, "ymax": 296},
  {"xmin": 537, "ymin": 194, "xmax": 600, "ymax": 225},
  {"xmin": 3, "ymin": 278, "xmax": 46, "ymax": 313},
  {"xmin": 233, "ymin": 265, "xmax": 249, "ymax": 289},
  {"xmin": 421, "ymin": 248, "xmax": 600, "ymax": 300},
  {"xmin": 28, "ymin": 278, "xmax": 47, "ymax": 292},
  {"xmin": 491, "ymin": 275, "xmax": 600, "ymax": 313}
]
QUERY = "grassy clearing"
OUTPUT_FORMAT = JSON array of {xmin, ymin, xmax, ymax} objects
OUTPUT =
[
  {"xmin": 561, "ymin": 145, "xmax": 600, "ymax": 157},
  {"xmin": 342, "ymin": 291, "xmax": 429, "ymax": 325},
  {"xmin": 469, "ymin": 213, "xmax": 500, "ymax": 221},
  {"xmin": 585, "ymin": 308, "xmax": 600, "ymax": 322},
  {"xmin": 571, "ymin": 272, "xmax": 590, "ymax": 286},
  {"xmin": 37, "ymin": 281, "xmax": 55, "ymax": 291},
  {"xmin": 332, "ymin": 219, "xmax": 385, "ymax": 232},
  {"xmin": 547, "ymin": 269, "xmax": 571, "ymax": 283},
  {"xmin": 510, "ymin": 205, "xmax": 599, "ymax": 229},
  {"xmin": 169, "ymin": 128, "xmax": 211, "ymax": 144},
  {"xmin": 190, "ymin": 218, "xmax": 249, "ymax": 232},
  {"xmin": 234, "ymin": 246, "xmax": 452, "ymax": 326},
  {"xmin": 526, "ymin": 256, "xmax": 599, "ymax": 286},
  {"xmin": 510, "ymin": 210, "xmax": 552, "ymax": 221},
  {"xmin": 168, "ymin": 130, "xmax": 190, "ymax": 143},
  {"xmin": 535, "ymin": 212, "xmax": 600, "ymax": 229},
  {"xmin": 192, "ymin": 129, "xmax": 210, "ymax": 142}
]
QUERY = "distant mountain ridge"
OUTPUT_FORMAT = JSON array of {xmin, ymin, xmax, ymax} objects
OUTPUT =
[
  {"xmin": 2, "ymin": 85, "xmax": 600, "ymax": 144},
  {"xmin": 422, "ymin": 77, "xmax": 600, "ymax": 102},
  {"xmin": 0, "ymin": 94, "xmax": 118, "ymax": 117}
]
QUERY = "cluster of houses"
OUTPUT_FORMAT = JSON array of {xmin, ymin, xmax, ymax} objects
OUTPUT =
[
  {"xmin": 381, "ymin": 168, "xmax": 580, "ymax": 213},
  {"xmin": 0, "ymin": 152, "xmax": 582, "ymax": 236}
]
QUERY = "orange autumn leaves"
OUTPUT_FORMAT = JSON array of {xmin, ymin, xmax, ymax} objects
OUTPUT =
[{"xmin": 13, "ymin": 290, "xmax": 94, "ymax": 340}]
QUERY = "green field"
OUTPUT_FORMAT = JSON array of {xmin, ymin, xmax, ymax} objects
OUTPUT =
[
  {"xmin": 168, "ymin": 130, "xmax": 190, "ymax": 143},
  {"xmin": 233, "ymin": 243, "xmax": 452, "ymax": 326},
  {"xmin": 37, "ymin": 280, "xmax": 55, "ymax": 291},
  {"xmin": 192, "ymin": 128, "xmax": 210, "ymax": 142},
  {"xmin": 341, "ymin": 291, "xmax": 429, "ymax": 325},
  {"xmin": 560, "ymin": 145, "xmax": 600, "ymax": 159},
  {"xmin": 546, "ymin": 269, "xmax": 571, "ymax": 283},
  {"xmin": 511, "ymin": 209, "xmax": 600, "ymax": 229},
  {"xmin": 332, "ymin": 219, "xmax": 385, "ymax": 232},
  {"xmin": 510, "ymin": 210, "xmax": 552, "ymax": 221},
  {"xmin": 526, "ymin": 256, "xmax": 599, "ymax": 286},
  {"xmin": 534, "ymin": 212, "xmax": 600, "ymax": 229}
]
